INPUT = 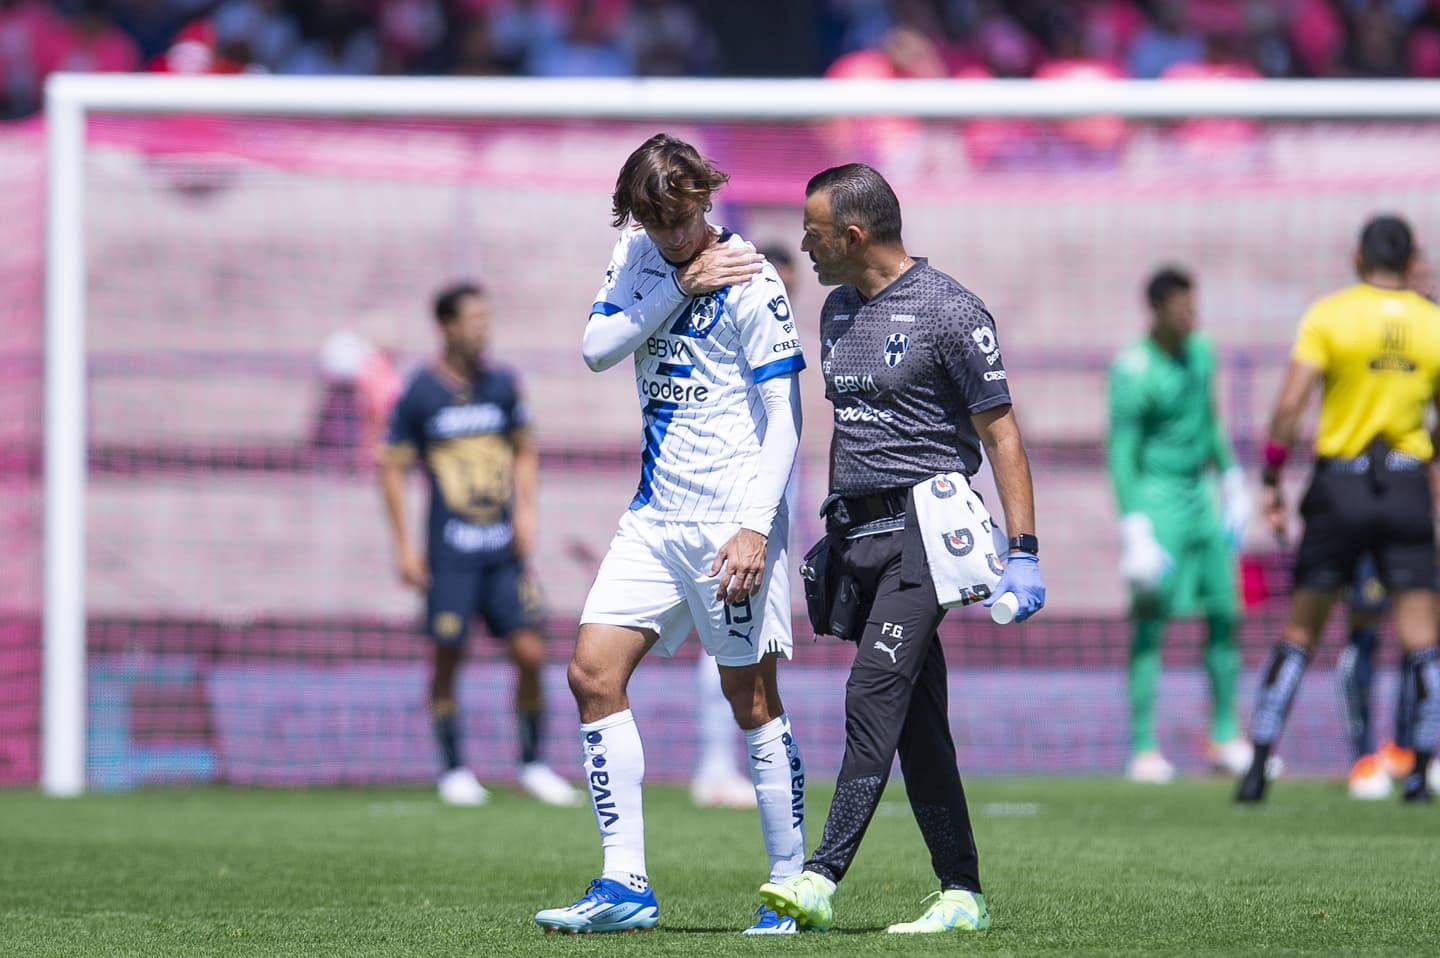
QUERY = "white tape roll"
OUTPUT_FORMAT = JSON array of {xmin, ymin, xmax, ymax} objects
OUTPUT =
[{"xmin": 989, "ymin": 592, "xmax": 1020, "ymax": 625}]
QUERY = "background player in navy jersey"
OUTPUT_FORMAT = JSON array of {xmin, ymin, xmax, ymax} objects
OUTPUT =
[{"xmin": 380, "ymin": 282, "xmax": 579, "ymax": 808}]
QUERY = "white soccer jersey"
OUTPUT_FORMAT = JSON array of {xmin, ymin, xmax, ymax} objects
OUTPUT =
[{"xmin": 590, "ymin": 225, "xmax": 806, "ymax": 522}]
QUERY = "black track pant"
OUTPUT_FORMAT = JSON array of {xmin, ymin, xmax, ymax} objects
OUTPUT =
[{"xmin": 805, "ymin": 529, "xmax": 982, "ymax": 893}]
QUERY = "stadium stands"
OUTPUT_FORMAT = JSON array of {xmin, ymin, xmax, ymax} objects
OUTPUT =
[{"xmin": 4, "ymin": 1, "xmax": 1440, "ymax": 121}]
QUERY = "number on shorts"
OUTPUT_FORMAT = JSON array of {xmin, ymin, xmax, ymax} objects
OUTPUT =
[{"xmin": 723, "ymin": 596, "xmax": 753, "ymax": 625}]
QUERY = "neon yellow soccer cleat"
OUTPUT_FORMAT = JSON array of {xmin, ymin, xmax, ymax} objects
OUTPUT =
[
  {"xmin": 886, "ymin": 889, "xmax": 991, "ymax": 934},
  {"xmin": 757, "ymin": 871, "xmax": 835, "ymax": 932}
]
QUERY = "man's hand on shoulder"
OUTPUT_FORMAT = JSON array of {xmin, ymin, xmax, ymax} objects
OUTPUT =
[
  {"xmin": 675, "ymin": 242, "xmax": 764, "ymax": 296},
  {"xmin": 710, "ymin": 527, "xmax": 768, "ymax": 605}
]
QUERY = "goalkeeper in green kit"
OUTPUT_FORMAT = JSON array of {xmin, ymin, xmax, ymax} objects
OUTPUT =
[{"xmin": 1107, "ymin": 267, "xmax": 1255, "ymax": 784}]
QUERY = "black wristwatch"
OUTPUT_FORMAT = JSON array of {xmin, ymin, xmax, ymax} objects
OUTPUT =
[{"xmin": 1007, "ymin": 534, "xmax": 1039, "ymax": 556}]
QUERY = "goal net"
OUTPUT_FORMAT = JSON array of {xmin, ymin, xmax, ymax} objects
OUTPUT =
[{"xmin": 17, "ymin": 76, "xmax": 1440, "ymax": 792}]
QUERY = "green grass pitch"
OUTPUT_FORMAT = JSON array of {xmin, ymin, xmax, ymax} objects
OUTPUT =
[{"xmin": 1, "ymin": 778, "xmax": 1434, "ymax": 956}]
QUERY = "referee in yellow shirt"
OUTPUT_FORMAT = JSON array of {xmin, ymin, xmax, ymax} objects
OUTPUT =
[{"xmin": 1238, "ymin": 215, "xmax": 1440, "ymax": 803}]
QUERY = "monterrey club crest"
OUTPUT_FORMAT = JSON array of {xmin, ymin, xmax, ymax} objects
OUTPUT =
[
  {"xmin": 884, "ymin": 332, "xmax": 909, "ymax": 367},
  {"xmin": 930, "ymin": 476, "xmax": 958, "ymax": 499},
  {"xmin": 689, "ymin": 294, "xmax": 721, "ymax": 334},
  {"xmin": 942, "ymin": 529, "xmax": 974, "ymax": 557}
]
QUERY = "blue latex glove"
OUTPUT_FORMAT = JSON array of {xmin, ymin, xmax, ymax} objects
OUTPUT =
[{"xmin": 984, "ymin": 552, "xmax": 1045, "ymax": 622}]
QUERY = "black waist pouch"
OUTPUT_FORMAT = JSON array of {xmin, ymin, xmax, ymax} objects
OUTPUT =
[
  {"xmin": 800, "ymin": 536, "xmax": 836, "ymax": 635},
  {"xmin": 801, "ymin": 535, "xmax": 861, "ymax": 641}
]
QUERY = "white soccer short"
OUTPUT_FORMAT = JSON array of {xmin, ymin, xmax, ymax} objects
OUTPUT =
[{"xmin": 580, "ymin": 509, "xmax": 794, "ymax": 667}]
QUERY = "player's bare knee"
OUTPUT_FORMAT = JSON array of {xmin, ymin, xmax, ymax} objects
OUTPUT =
[
  {"xmin": 567, "ymin": 655, "xmax": 618, "ymax": 710},
  {"xmin": 1283, "ymin": 587, "xmax": 1337, "ymax": 649},
  {"xmin": 720, "ymin": 664, "xmax": 782, "ymax": 728},
  {"xmin": 431, "ymin": 645, "xmax": 462, "ymax": 699},
  {"xmin": 566, "ymin": 656, "xmax": 596, "ymax": 700},
  {"xmin": 1278, "ymin": 624, "xmax": 1319, "ymax": 651},
  {"xmin": 726, "ymin": 689, "xmax": 766, "ymax": 728},
  {"xmin": 508, "ymin": 630, "xmax": 546, "ymax": 671},
  {"xmin": 1391, "ymin": 588, "xmax": 1438, "ymax": 652}
]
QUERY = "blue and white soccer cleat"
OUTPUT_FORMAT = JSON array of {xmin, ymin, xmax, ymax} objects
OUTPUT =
[
  {"xmin": 534, "ymin": 878, "xmax": 659, "ymax": 934},
  {"xmin": 742, "ymin": 906, "xmax": 799, "ymax": 935}
]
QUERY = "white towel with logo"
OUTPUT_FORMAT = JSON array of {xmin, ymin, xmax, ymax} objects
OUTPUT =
[{"xmin": 912, "ymin": 472, "xmax": 1006, "ymax": 608}]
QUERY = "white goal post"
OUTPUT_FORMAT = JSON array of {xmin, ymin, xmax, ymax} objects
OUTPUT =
[{"xmin": 43, "ymin": 73, "xmax": 1440, "ymax": 796}]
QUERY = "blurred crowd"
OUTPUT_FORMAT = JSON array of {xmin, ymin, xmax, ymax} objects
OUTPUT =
[{"xmin": 2, "ymin": 0, "xmax": 1439, "ymax": 118}]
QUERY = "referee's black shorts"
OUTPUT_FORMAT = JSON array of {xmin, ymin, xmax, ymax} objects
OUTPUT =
[{"xmin": 1293, "ymin": 459, "xmax": 1435, "ymax": 592}]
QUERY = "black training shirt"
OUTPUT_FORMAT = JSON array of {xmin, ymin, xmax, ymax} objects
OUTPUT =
[{"xmin": 819, "ymin": 258, "xmax": 1012, "ymax": 493}]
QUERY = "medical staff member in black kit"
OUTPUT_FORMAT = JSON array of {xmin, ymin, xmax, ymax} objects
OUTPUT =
[{"xmin": 760, "ymin": 163, "xmax": 1045, "ymax": 935}]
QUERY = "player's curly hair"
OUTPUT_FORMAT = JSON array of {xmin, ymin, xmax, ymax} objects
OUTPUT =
[{"xmin": 611, "ymin": 133, "xmax": 729, "ymax": 229}]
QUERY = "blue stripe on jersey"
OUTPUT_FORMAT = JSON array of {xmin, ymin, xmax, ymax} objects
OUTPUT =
[
  {"xmin": 656, "ymin": 363, "xmax": 693, "ymax": 378},
  {"xmin": 591, "ymin": 301, "xmax": 623, "ymax": 316},
  {"xmin": 753, "ymin": 354, "xmax": 807, "ymax": 384},
  {"xmin": 629, "ymin": 399, "xmax": 679, "ymax": 510}
]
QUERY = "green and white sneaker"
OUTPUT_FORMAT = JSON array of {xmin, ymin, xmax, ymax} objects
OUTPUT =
[
  {"xmin": 757, "ymin": 871, "xmax": 835, "ymax": 931},
  {"xmin": 886, "ymin": 889, "xmax": 991, "ymax": 934}
]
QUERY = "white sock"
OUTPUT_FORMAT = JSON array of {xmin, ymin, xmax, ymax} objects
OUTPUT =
[
  {"xmin": 695, "ymin": 654, "xmax": 739, "ymax": 780},
  {"xmin": 580, "ymin": 709, "xmax": 648, "ymax": 889},
  {"xmin": 745, "ymin": 713, "xmax": 806, "ymax": 882}
]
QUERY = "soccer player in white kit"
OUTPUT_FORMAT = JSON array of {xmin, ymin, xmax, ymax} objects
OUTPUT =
[{"xmin": 534, "ymin": 134, "xmax": 808, "ymax": 936}]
